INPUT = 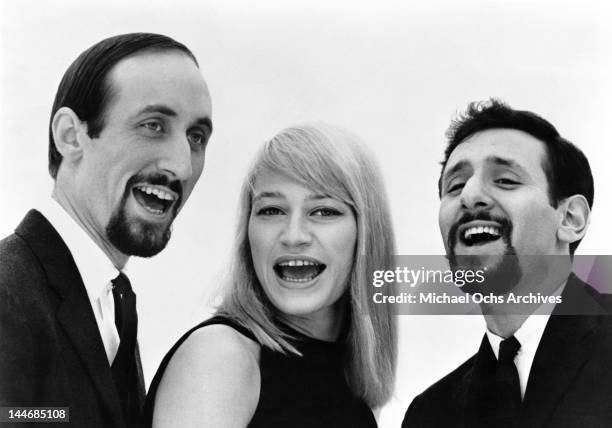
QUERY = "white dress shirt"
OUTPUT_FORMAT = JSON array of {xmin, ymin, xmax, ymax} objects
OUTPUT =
[
  {"xmin": 485, "ymin": 283, "xmax": 566, "ymax": 399},
  {"xmin": 39, "ymin": 199, "xmax": 124, "ymax": 365}
]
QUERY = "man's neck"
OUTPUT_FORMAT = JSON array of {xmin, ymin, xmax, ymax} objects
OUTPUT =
[
  {"xmin": 480, "ymin": 264, "xmax": 571, "ymax": 338},
  {"xmin": 483, "ymin": 314, "xmax": 529, "ymax": 338},
  {"xmin": 51, "ymin": 188, "xmax": 129, "ymax": 270}
]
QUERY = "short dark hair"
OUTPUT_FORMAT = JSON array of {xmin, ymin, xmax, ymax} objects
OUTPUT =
[
  {"xmin": 48, "ymin": 33, "xmax": 198, "ymax": 178},
  {"xmin": 439, "ymin": 98, "xmax": 594, "ymax": 254}
]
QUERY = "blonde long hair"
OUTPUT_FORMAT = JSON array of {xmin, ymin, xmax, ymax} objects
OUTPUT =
[{"xmin": 217, "ymin": 124, "xmax": 397, "ymax": 407}]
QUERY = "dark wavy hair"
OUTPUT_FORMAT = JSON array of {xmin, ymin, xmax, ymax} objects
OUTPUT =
[
  {"xmin": 48, "ymin": 33, "xmax": 198, "ymax": 178},
  {"xmin": 439, "ymin": 98, "xmax": 594, "ymax": 254}
]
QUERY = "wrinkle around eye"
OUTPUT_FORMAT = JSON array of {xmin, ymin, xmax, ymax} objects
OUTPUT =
[
  {"xmin": 444, "ymin": 183, "xmax": 465, "ymax": 195},
  {"xmin": 140, "ymin": 120, "xmax": 164, "ymax": 133}
]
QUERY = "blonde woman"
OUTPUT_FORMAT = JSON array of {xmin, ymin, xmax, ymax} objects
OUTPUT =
[{"xmin": 144, "ymin": 124, "xmax": 397, "ymax": 427}]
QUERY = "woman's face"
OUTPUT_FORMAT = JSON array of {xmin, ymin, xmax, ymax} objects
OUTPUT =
[{"xmin": 248, "ymin": 169, "xmax": 357, "ymax": 330}]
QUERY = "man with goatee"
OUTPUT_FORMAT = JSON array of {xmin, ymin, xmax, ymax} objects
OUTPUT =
[
  {"xmin": 0, "ymin": 33, "xmax": 213, "ymax": 427},
  {"xmin": 403, "ymin": 99, "xmax": 612, "ymax": 427}
]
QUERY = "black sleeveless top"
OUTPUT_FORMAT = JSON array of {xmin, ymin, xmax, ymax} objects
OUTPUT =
[{"xmin": 142, "ymin": 316, "xmax": 377, "ymax": 428}]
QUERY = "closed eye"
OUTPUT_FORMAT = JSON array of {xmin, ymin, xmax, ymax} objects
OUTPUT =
[
  {"xmin": 495, "ymin": 178, "xmax": 520, "ymax": 186},
  {"xmin": 446, "ymin": 182, "xmax": 465, "ymax": 194}
]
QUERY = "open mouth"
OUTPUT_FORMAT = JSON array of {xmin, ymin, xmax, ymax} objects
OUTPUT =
[
  {"xmin": 132, "ymin": 184, "xmax": 178, "ymax": 216},
  {"xmin": 459, "ymin": 225, "xmax": 502, "ymax": 247},
  {"xmin": 273, "ymin": 259, "xmax": 327, "ymax": 283}
]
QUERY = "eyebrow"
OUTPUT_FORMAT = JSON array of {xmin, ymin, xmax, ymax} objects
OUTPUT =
[
  {"xmin": 443, "ymin": 156, "xmax": 528, "ymax": 184},
  {"xmin": 137, "ymin": 104, "xmax": 213, "ymax": 133},
  {"xmin": 138, "ymin": 104, "xmax": 177, "ymax": 117},
  {"xmin": 487, "ymin": 156, "xmax": 530, "ymax": 177},
  {"xmin": 252, "ymin": 191, "xmax": 330, "ymax": 202},
  {"xmin": 442, "ymin": 160, "xmax": 469, "ymax": 184}
]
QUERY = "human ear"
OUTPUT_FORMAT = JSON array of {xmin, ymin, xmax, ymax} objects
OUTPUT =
[
  {"xmin": 556, "ymin": 195, "xmax": 590, "ymax": 246},
  {"xmin": 51, "ymin": 107, "xmax": 89, "ymax": 165}
]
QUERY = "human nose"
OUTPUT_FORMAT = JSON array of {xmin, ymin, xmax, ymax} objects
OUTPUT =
[
  {"xmin": 157, "ymin": 133, "xmax": 193, "ymax": 180},
  {"xmin": 459, "ymin": 176, "xmax": 493, "ymax": 211},
  {"xmin": 280, "ymin": 213, "xmax": 313, "ymax": 248}
]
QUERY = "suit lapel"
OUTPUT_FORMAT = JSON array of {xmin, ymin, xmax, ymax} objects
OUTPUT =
[
  {"xmin": 521, "ymin": 274, "xmax": 606, "ymax": 426},
  {"xmin": 16, "ymin": 210, "xmax": 125, "ymax": 428}
]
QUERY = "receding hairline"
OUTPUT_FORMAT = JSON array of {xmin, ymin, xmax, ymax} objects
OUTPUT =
[{"xmin": 95, "ymin": 48, "xmax": 206, "ymax": 129}]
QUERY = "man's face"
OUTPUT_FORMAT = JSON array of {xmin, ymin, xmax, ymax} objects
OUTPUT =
[
  {"xmin": 73, "ymin": 51, "xmax": 212, "ymax": 257},
  {"xmin": 438, "ymin": 129, "xmax": 564, "ymax": 292}
]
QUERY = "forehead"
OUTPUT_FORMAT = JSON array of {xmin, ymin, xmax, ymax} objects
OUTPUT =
[
  {"xmin": 253, "ymin": 170, "xmax": 313, "ymax": 196},
  {"xmin": 105, "ymin": 50, "xmax": 212, "ymax": 119},
  {"xmin": 445, "ymin": 129, "xmax": 548, "ymax": 179}
]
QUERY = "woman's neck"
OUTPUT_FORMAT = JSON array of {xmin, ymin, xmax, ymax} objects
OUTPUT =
[{"xmin": 282, "ymin": 298, "xmax": 348, "ymax": 342}]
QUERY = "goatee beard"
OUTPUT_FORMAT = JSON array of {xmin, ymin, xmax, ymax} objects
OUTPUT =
[
  {"xmin": 106, "ymin": 174, "xmax": 182, "ymax": 257},
  {"xmin": 447, "ymin": 212, "xmax": 522, "ymax": 295},
  {"xmin": 106, "ymin": 202, "xmax": 173, "ymax": 257}
]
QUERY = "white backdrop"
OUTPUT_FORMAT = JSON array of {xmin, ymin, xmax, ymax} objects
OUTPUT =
[{"xmin": 1, "ymin": 1, "xmax": 611, "ymax": 426}]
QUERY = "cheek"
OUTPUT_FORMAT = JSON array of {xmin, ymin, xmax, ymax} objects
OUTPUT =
[
  {"xmin": 328, "ymin": 221, "xmax": 357, "ymax": 276},
  {"xmin": 531, "ymin": 209, "xmax": 560, "ymax": 235},
  {"xmin": 511, "ymin": 203, "xmax": 560, "ymax": 243},
  {"xmin": 192, "ymin": 153, "xmax": 206, "ymax": 178},
  {"xmin": 80, "ymin": 164, "xmax": 113, "ymax": 205},
  {"xmin": 438, "ymin": 202, "xmax": 454, "ymax": 237},
  {"xmin": 248, "ymin": 220, "xmax": 271, "ymax": 277}
]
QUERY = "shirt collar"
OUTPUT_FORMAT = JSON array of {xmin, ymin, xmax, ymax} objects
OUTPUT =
[
  {"xmin": 486, "ymin": 281, "xmax": 566, "ymax": 359},
  {"xmin": 38, "ymin": 198, "xmax": 125, "ymax": 301}
]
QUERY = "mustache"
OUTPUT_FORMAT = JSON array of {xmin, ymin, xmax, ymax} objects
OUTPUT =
[
  {"xmin": 448, "ymin": 211, "xmax": 512, "ymax": 249},
  {"xmin": 127, "ymin": 173, "xmax": 184, "ymax": 203}
]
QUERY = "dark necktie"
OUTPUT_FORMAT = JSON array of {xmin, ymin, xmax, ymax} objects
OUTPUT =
[
  {"xmin": 111, "ymin": 272, "xmax": 139, "ymax": 425},
  {"xmin": 467, "ymin": 335, "xmax": 522, "ymax": 427},
  {"xmin": 489, "ymin": 335, "xmax": 522, "ymax": 425},
  {"xmin": 498, "ymin": 335, "xmax": 522, "ymax": 404}
]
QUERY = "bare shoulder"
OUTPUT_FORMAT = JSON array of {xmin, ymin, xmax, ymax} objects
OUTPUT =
[
  {"xmin": 153, "ymin": 324, "xmax": 261, "ymax": 428},
  {"xmin": 180, "ymin": 323, "xmax": 260, "ymax": 361}
]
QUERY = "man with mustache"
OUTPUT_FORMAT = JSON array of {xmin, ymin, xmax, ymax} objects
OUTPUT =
[
  {"xmin": 403, "ymin": 99, "xmax": 612, "ymax": 427},
  {"xmin": 0, "ymin": 33, "xmax": 212, "ymax": 427}
]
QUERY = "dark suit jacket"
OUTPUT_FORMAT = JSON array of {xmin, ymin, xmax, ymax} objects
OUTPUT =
[
  {"xmin": 403, "ymin": 274, "xmax": 612, "ymax": 428},
  {"xmin": 0, "ymin": 210, "xmax": 145, "ymax": 427}
]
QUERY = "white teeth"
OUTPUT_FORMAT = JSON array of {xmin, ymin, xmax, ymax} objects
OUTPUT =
[
  {"xmin": 278, "ymin": 259, "xmax": 319, "ymax": 267},
  {"xmin": 142, "ymin": 206, "xmax": 163, "ymax": 215},
  {"xmin": 276, "ymin": 259, "xmax": 324, "ymax": 283},
  {"xmin": 464, "ymin": 225, "xmax": 501, "ymax": 239},
  {"xmin": 135, "ymin": 185, "xmax": 176, "ymax": 201},
  {"xmin": 484, "ymin": 226, "xmax": 500, "ymax": 236},
  {"xmin": 282, "ymin": 276, "xmax": 317, "ymax": 283}
]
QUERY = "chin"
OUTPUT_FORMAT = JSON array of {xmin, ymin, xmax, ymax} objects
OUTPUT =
[
  {"xmin": 106, "ymin": 210, "xmax": 173, "ymax": 257},
  {"xmin": 459, "ymin": 254, "xmax": 523, "ymax": 295},
  {"xmin": 271, "ymin": 295, "xmax": 327, "ymax": 319},
  {"xmin": 450, "ymin": 252, "xmax": 494, "ymax": 271}
]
